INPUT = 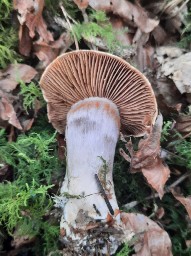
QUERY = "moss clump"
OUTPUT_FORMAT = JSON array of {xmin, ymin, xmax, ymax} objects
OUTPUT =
[
  {"xmin": 0, "ymin": 121, "xmax": 65, "ymax": 254},
  {"xmin": 19, "ymin": 80, "xmax": 45, "ymax": 113}
]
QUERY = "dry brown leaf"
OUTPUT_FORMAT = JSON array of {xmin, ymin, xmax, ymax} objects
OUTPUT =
[
  {"xmin": 57, "ymin": 134, "xmax": 66, "ymax": 160},
  {"xmin": 172, "ymin": 190, "xmax": 191, "ymax": 219},
  {"xmin": 34, "ymin": 33, "xmax": 68, "ymax": 67},
  {"xmin": 142, "ymin": 158, "xmax": 170, "ymax": 199},
  {"xmin": 110, "ymin": 16, "xmax": 132, "ymax": 46},
  {"xmin": 175, "ymin": 115, "xmax": 191, "ymax": 135},
  {"xmin": 0, "ymin": 97, "xmax": 22, "ymax": 130},
  {"xmin": 121, "ymin": 114, "xmax": 170, "ymax": 198},
  {"xmin": 134, "ymin": 43, "xmax": 155, "ymax": 72},
  {"xmin": 0, "ymin": 64, "xmax": 37, "ymax": 130},
  {"xmin": 34, "ymin": 43, "xmax": 59, "ymax": 68},
  {"xmin": 151, "ymin": 25, "xmax": 167, "ymax": 45},
  {"xmin": 130, "ymin": 114, "xmax": 162, "ymax": 170},
  {"xmin": 18, "ymin": 24, "xmax": 32, "ymax": 56},
  {"xmin": 156, "ymin": 207, "xmax": 165, "ymax": 219},
  {"xmin": 0, "ymin": 64, "xmax": 37, "ymax": 92},
  {"xmin": 14, "ymin": 0, "xmax": 53, "ymax": 43},
  {"xmin": 121, "ymin": 212, "xmax": 172, "ymax": 256},
  {"xmin": 21, "ymin": 118, "xmax": 34, "ymax": 132},
  {"xmin": 13, "ymin": 0, "xmax": 34, "ymax": 20},
  {"xmin": 89, "ymin": 0, "xmax": 159, "ymax": 33}
]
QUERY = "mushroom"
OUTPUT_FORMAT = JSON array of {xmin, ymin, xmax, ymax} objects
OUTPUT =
[{"xmin": 40, "ymin": 50, "xmax": 157, "ymax": 254}]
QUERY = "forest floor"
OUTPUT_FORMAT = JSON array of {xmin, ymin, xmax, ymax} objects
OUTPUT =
[{"xmin": 0, "ymin": 0, "xmax": 191, "ymax": 255}]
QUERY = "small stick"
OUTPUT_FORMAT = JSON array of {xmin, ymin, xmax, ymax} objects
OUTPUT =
[{"xmin": 95, "ymin": 174, "xmax": 114, "ymax": 215}]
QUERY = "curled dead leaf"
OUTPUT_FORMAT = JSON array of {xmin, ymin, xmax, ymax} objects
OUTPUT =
[
  {"xmin": 175, "ymin": 115, "xmax": 191, "ymax": 136},
  {"xmin": 121, "ymin": 212, "xmax": 172, "ymax": 256},
  {"xmin": 19, "ymin": 24, "xmax": 32, "ymax": 56},
  {"xmin": 21, "ymin": 118, "xmax": 34, "ymax": 132},
  {"xmin": 121, "ymin": 114, "xmax": 170, "ymax": 198},
  {"xmin": 0, "ymin": 97, "xmax": 22, "ymax": 130}
]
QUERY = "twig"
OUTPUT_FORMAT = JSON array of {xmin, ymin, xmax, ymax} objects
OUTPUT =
[
  {"xmin": 60, "ymin": 5, "xmax": 79, "ymax": 50},
  {"xmin": 95, "ymin": 174, "xmax": 114, "ymax": 215},
  {"xmin": 123, "ymin": 171, "xmax": 191, "ymax": 210}
]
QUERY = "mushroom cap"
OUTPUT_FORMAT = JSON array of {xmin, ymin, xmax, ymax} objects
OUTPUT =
[{"xmin": 40, "ymin": 50, "xmax": 157, "ymax": 136}]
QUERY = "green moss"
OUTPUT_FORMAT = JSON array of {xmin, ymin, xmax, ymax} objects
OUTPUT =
[
  {"xmin": 0, "ymin": 121, "xmax": 64, "ymax": 254},
  {"xmin": 72, "ymin": 10, "xmax": 123, "ymax": 53},
  {"xmin": 174, "ymin": 136, "xmax": 191, "ymax": 169},
  {"xmin": 0, "ymin": 127, "xmax": 64, "ymax": 186},
  {"xmin": 0, "ymin": 0, "xmax": 12, "ymax": 21},
  {"xmin": 116, "ymin": 243, "xmax": 131, "ymax": 256},
  {"xmin": 0, "ymin": 28, "xmax": 21, "ymax": 69},
  {"xmin": 19, "ymin": 80, "xmax": 45, "ymax": 113},
  {"xmin": 161, "ymin": 120, "xmax": 173, "ymax": 143},
  {"xmin": 0, "ymin": 180, "xmax": 53, "ymax": 234}
]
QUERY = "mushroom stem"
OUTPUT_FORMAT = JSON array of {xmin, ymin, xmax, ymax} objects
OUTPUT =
[{"xmin": 60, "ymin": 97, "xmax": 122, "ymax": 254}]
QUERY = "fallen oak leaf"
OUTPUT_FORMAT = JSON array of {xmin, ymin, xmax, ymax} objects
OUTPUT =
[
  {"xmin": 171, "ymin": 189, "xmax": 191, "ymax": 219},
  {"xmin": 121, "ymin": 212, "xmax": 172, "ymax": 256}
]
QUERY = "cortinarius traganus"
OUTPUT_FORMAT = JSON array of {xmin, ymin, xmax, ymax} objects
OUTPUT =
[{"xmin": 40, "ymin": 50, "xmax": 157, "ymax": 254}]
